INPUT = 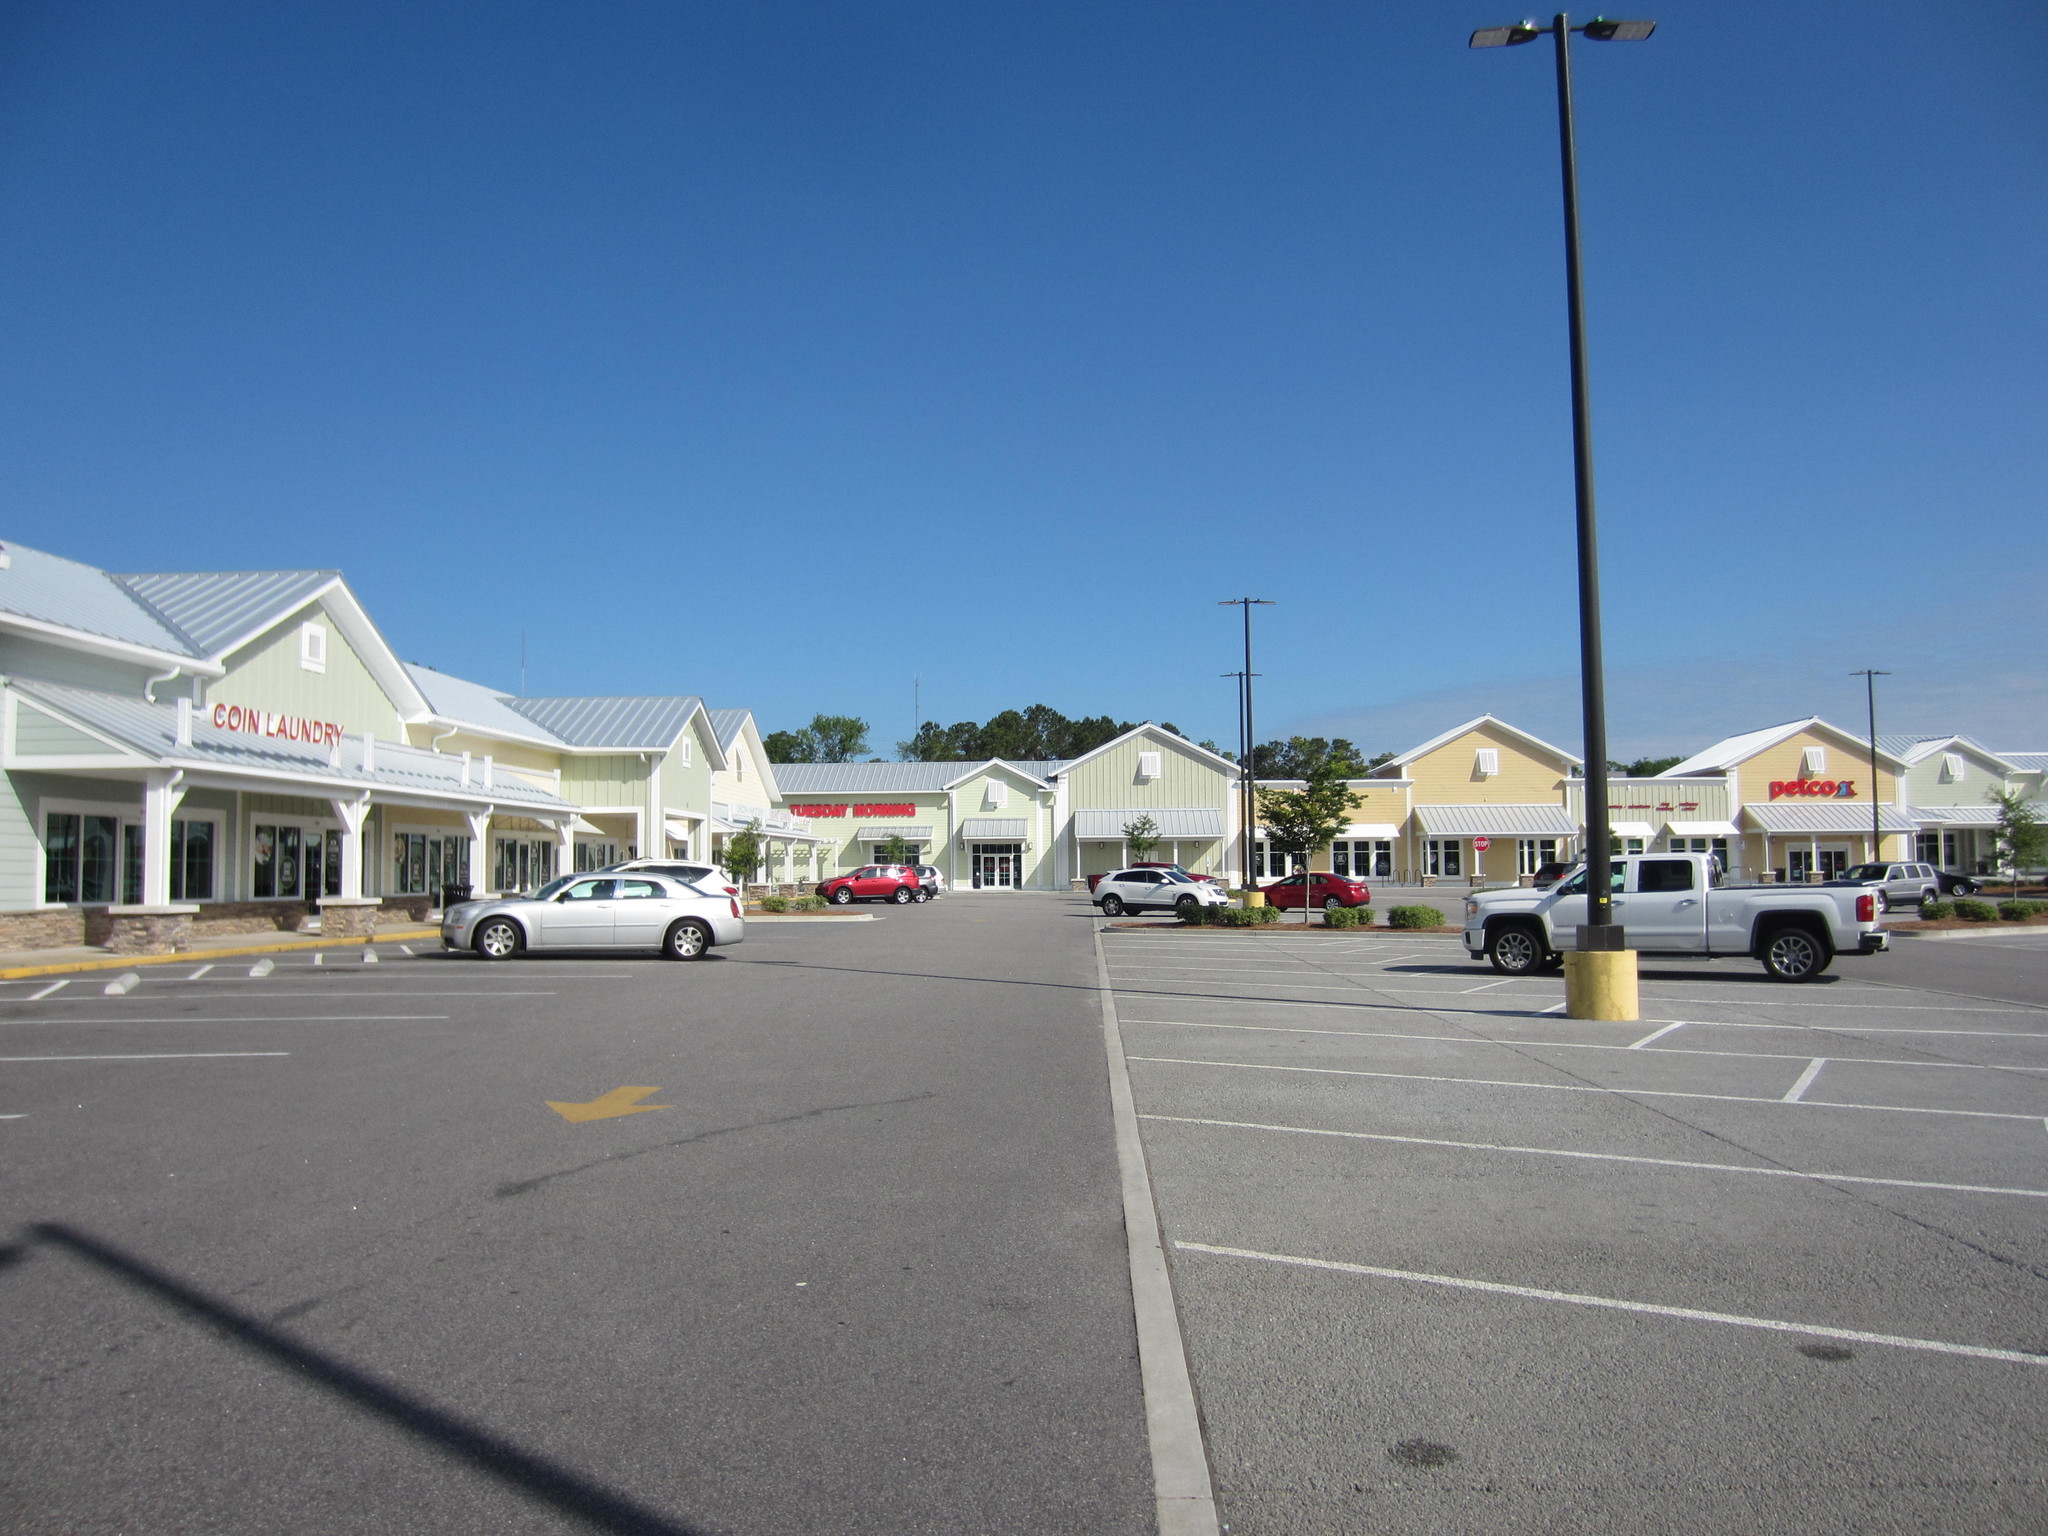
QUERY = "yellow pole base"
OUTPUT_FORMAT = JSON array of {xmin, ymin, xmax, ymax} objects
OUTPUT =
[
  {"xmin": 1563, "ymin": 949, "xmax": 1640, "ymax": 1021},
  {"xmin": 1242, "ymin": 891, "xmax": 1266, "ymax": 908}
]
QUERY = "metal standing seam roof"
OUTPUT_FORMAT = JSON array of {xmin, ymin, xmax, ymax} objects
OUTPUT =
[
  {"xmin": 773, "ymin": 760, "xmax": 1067, "ymax": 794},
  {"xmin": 0, "ymin": 542, "xmax": 196, "ymax": 656},
  {"xmin": 1741, "ymin": 802, "xmax": 1918, "ymax": 834},
  {"xmin": 1999, "ymin": 752, "xmax": 2048, "ymax": 775},
  {"xmin": 507, "ymin": 695, "xmax": 702, "ymax": 749},
  {"xmin": 10, "ymin": 681, "xmax": 571, "ymax": 807},
  {"xmin": 1073, "ymin": 808, "xmax": 1225, "ymax": 839},
  {"xmin": 707, "ymin": 709, "xmax": 751, "ymax": 753},
  {"xmin": 960, "ymin": 818, "xmax": 1028, "ymax": 839},
  {"xmin": 116, "ymin": 569, "xmax": 337, "ymax": 656},
  {"xmin": 1415, "ymin": 804, "xmax": 1579, "ymax": 837},
  {"xmin": 404, "ymin": 664, "xmax": 562, "ymax": 744}
]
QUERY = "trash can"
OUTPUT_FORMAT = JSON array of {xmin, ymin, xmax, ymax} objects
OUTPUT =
[{"xmin": 441, "ymin": 883, "xmax": 473, "ymax": 910}]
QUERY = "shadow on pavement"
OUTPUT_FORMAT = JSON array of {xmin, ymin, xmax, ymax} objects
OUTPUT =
[{"xmin": 7, "ymin": 1223, "xmax": 709, "ymax": 1536}]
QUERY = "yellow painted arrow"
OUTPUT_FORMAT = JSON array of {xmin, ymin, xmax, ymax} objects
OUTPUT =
[{"xmin": 546, "ymin": 1086, "xmax": 670, "ymax": 1123}]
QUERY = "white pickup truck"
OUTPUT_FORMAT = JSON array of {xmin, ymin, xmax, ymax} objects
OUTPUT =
[{"xmin": 1462, "ymin": 852, "xmax": 1888, "ymax": 982}]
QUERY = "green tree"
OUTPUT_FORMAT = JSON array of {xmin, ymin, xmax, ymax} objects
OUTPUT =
[
  {"xmin": 1989, "ymin": 789, "xmax": 2047, "ymax": 896},
  {"xmin": 1123, "ymin": 814, "xmax": 1162, "ymax": 863},
  {"xmin": 1255, "ymin": 759, "xmax": 1359, "ymax": 923},
  {"xmin": 876, "ymin": 833, "xmax": 918, "ymax": 868},
  {"xmin": 721, "ymin": 820, "xmax": 764, "ymax": 886},
  {"xmin": 803, "ymin": 714, "xmax": 870, "ymax": 763},
  {"xmin": 763, "ymin": 730, "xmax": 811, "ymax": 763},
  {"xmin": 1609, "ymin": 755, "xmax": 1683, "ymax": 777},
  {"xmin": 1251, "ymin": 736, "xmax": 1375, "ymax": 779}
]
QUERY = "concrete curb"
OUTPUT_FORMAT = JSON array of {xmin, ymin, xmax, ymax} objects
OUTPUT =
[
  {"xmin": 0, "ymin": 928, "xmax": 440, "ymax": 980},
  {"xmin": 743, "ymin": 913, "xmax": 879, "ymax": 923},
  {"xmin": 1887, "ymin": 926, "xmax": 2048, "ymax": 942},
  {"xmin": 1092, "ymin": 925, "xmax": 1220, "ymax": 1536}
]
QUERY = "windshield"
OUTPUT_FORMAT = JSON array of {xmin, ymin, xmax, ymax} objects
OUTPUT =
[
  {"xmin": 531, "ymin": 876, "xmax": 575, "ymax": 901},
  {"xmin": 1840, "ymin": 864, "xmax": 1888, "ymax": 882}
]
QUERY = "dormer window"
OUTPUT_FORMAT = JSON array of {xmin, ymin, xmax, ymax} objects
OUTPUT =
[
  {"xmin": 1138, "ymin": 751, "xmax": 1162, "ymax": 780},
  {"xmin": 1475, "ymin": 748, "xmax": 1500, "ymax": 777},
  {"xmin": 299, "ymin": 622, "xmax": 327, "ymax": 674},
  {"xmin": 1941, "ymin": 752, "xmax": 1965, "ymax": 783},
  {"xmin": 1801, "ymin": 745, "xmax": 1826, "ymax": 776}
]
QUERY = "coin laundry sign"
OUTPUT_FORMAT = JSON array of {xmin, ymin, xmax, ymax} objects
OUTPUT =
[
  {"xmin": 789, "ymin": 803, "xmax": 917, "ymax": 818},
  {"xmin": 1768, "ymin": 778, "xmax": 1857, "ymax": 800},
  {"xmin": 210, "ymin": 702, "xmax": 345, "ymax": 747}
]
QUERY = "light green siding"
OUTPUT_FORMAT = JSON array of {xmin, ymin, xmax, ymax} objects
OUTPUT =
[
  {"xmin": 1065, "ymin": 731, "xmax": 1235, "ymax": 812},
  {"xmin": 206, "ymin": 600, "xmax": 409, "ymax": 742},
  {"xmin": 1902, "ymin": 748, "xmax": 2011, "ymax": 808},
  {"xmin": 949, "ymin": 766, "xmax": 1056, "ymax": 886},
  {"xmin": 15, "ymin": 705, "xmax": 123, "ymax": 756},
  {"xmin": 560, "ymin": 753, "xmax": 649, "ymax": 809}
]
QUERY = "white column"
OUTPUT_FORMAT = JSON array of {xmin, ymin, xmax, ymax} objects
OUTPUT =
[
  {"xmin": 466, "ymin": 808, "xmax": 494, "ymax": 894},
  {"xmin": 329, "ymin": 796, "xmax": 372, "ymax": 900},
  {"xmin": 141, "ymin": 770, "xmax": 187, "ymax": 906},
  {"xmin": 560, "ymin": 818, "xmax": 576, "ymax": 877}
]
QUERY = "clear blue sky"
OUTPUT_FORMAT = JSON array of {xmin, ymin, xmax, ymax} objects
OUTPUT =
[{"xmin": 2, "ymin": 1, "xmax": 2042, "ymax": 758}]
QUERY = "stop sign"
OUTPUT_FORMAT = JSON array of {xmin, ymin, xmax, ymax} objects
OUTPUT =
[{"xmin": 1472, "ymin": 836, "xmax": 1492, "ymax": 852}]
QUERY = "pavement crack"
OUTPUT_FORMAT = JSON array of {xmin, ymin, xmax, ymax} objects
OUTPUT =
[{"xmin": 495, "ymin": 1092, "xmax": 938, "ymax": 1198}]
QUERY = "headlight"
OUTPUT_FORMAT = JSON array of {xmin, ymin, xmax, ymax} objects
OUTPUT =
[{"xmin": 1464, "ymin": 900, "xmax": 1478, "ymax": 917}]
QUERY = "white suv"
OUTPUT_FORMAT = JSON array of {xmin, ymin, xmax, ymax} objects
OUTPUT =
[{"xmin": 1095, "ymin": 868, "xmax": 1231, "ymax": 917}]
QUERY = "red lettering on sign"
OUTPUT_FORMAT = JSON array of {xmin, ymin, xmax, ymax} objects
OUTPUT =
[
  {"xmin": 791, "ymin": 804, "xmax": 848, "ymax": 818},
  {"xmin": 208, "ymin": 702, "xmax": 344, "ymax": 749},
  {"xmin": 1769, "ymin": 778, "xmax": 1858, "ymax": 800},
  {"xmin": 854, "ymin": 803, "xmax": 916, "ymax": 818}
]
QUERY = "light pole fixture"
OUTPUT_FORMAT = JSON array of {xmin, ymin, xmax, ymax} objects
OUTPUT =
[
  {"xmin": 1851, "ymin": 670, "xmax": 1892, "ymax": 862},
  {"xmin": 1470, "ymin": 12, "xmax": 1654, "ymax": 950},
  {"xmin": 1219, "ymin": 599, "xmax": 1274, "ymax": 887}
]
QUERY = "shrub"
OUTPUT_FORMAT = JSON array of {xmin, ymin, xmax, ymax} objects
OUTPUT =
[
  {"xmin": 1181, "ymin": 904, "xmax": 1210, "ymax": 925},
  {"xmin": 1354, "ymin": 907, "xmax": 1372, "ymax": 927},
  {"xmin": 1997, "ymin": 900, "xmax": 2048, "ymax": 921},
  {"xmin": 1254, "ymin": 902, "xmax": 1281, "ymax": 925},
  {"xmin": 790, "ymin": 894, "xmax": 827, "ymax": 912},
  {"xmin": 1387, "ymin": 904, "xmax": 1446, "ymax": 930},
  {"xmin": 1325, "ymin": 906, "xmax": 1361, "ymax": 928},
  {"xmin": 1953, "ymin": 898, "xmax": 1998, "ymax": 923},
  {"xmin": 1919, "ymin": 899, "xmax": 1954, "ymax": 921},
  {"xmin": 758, "ymin": 894, "xmax": 790, "ymax": 913}
]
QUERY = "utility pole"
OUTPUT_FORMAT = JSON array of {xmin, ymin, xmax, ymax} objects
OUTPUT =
[
  {"xmin": 1219, "ymin": 599, "xmax": 1273, "ymax": 887},
  {"xmin": 1851, "ymin": 670, "xmax": 1892, "ymax": 862}
]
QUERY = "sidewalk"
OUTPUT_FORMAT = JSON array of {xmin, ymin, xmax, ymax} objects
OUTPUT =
[{"xmin": 0, "ymin": 923, "xmax": 442, "ymax": 979}]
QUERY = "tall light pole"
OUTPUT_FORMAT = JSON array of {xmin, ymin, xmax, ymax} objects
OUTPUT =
[
  {"xmin": 1851, "ymin": 669, "xmax": 1892, "ymax": 862},
  {"xmin": 1220, "ymin": 599, "xmax": 1274, "ymax": 887},
  {"xmin": 1471, "ymin": 12, "xmax": 1654, "ymax": 949}
]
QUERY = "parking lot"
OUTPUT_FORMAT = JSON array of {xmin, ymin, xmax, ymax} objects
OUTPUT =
[{"xmin": 1102, "ymin": 926, "xmax": 2048, "ymax": 1534}]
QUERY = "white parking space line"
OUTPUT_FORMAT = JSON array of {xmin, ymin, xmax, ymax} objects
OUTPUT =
[
  {"xmin": 185, "ymin": 965, "xmax": 213, "ymax": 980},
  {"xmin": 39, "ymin": 989, "xmax": 556, "ymax": 999},
  {"xmin": 1140, "ymin": 1115, "xmax": 2048, "ymax": 1199},
  {"xmin": 27, "ymin": 980, "xmax": 68, "ymax": 1001},
  {"xmin": 1539, "ymin": 1002, "xmax": 1567, "ymax": 1015},
  {"xmin": 0, "ymin": 1051, "xmax": 291, "ymax": 1062},
  {"xmin": 1174, "ymin": 1242, "xmax": 2048, "ymax": 1368},
  {"xmin": 0, "ymin": 1015, "xmax": 448, "ymax": 1026},
  {"xmin": 1461, "ymin": 979, "xmax": 1513, "ymax": 994},
  {"xmin": 1629, "ymin": 1021, "xmax": 1687, "ymax": 1048},
  {"xmin": 1784, "ymin": 1058, "xmax": 1828, "ymax": 1102},
  {"xmin": 1126, "ymin": 1055, "xmax": 2046, "ymax": 1123},
  {"xmin": 249, "ymin": 959, "xmax": 274, "ymax": 977},
  {"xmin": 400, "ymin": 945, "xmax": 415, "ymax": 956},
  {"xmin": 1121, "ymin": 1017, "xmax": 2048, "ymax": 1074}
]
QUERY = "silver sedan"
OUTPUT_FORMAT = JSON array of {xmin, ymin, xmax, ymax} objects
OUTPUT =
[{"xmin": 442, "ymin": 873, "xmax": 745, "ymax": 960}]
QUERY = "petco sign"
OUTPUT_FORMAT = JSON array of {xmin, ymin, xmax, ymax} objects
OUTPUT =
[{"xmin": 1768, "ymin": 778, "xmax": 1857, "ymax": 800}]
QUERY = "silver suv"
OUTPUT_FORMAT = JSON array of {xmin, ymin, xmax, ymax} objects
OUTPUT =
[{"xmin": 1832, "ymin": 862, "xmax": 1940, "ymax": 912}]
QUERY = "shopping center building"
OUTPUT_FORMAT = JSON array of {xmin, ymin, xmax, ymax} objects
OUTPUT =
[{"xmin": 2, "ymin": 535, "xmax": 2039, "ymax": 953}]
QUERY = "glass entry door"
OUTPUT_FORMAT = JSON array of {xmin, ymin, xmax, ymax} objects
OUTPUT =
[{"xmin": 972, "ymin": 843, "xmax": 1021, "ymax": 888}]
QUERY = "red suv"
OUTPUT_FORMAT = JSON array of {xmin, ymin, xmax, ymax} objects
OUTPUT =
[
  {"xmin": 1087, "ymin": 861, "xmax": 1221, "ymax": 893},
  {"xmin": 1261, "ymin": 871, "xmax": 1371, "ymax": 911},
  {"xmin": 817, "ymin": 865, "xmax": 924, "ymax": 906}
]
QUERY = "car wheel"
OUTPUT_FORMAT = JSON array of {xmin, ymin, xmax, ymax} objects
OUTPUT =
[
  {"xmin": 1760, "ymin": 925, "xmax": 1830, "ymax": 982},
  {"xmin": 913, "ymin": 887, "xmax": 930, "ymax": 903},
  {"xmin": 890, "ymin": 886, "xmax": 913, "ymax": 905},
  {"xmin": 473, "ymin": 918, "xmax": 521, "ymax": 961},
  {"xmin": 1485, "ymin": 923, "xmax": 1544, "ymax": 976},
  {"xmin": 1101, "ymin": 894, "xmax": 1125, "ymax": 916},
  {"xmin": 1322, "ymin": 895, "xmax": 1343, "ymax": 912},
  {"xmin": 1875, "ymin": 891, "xmax": 1890, "ymax": 914},
  {"xmin": 1176, "ymin": 894, "xmax": 1199, "ymax": 916},
  {"xmin": 1920, "ymin": 887, "xmax": 1938, "ymax": 908},
  {"xmin": 831, "ymin": 887, "xmax": 854, "ymax": 905},
  {"xmin": 1540, "ymin": 950, "xmax": 1566, "ymax": 972},
  {"xmin": 663, "ymin": 919, "xmax": 711, "ymax": 960}
]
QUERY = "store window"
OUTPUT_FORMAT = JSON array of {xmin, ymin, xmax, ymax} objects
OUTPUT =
[
  {"xmin": 494, "ymin": 837, "xmax": 555, "ymax": 893},
  {"xmin": 1516, "ymin": 838, "xmax": 1559, "ymax": 876},
  {"xmin": 1332, "ymin": 840, "xmax": 1392, "ymax": 879},
  {"xmin": 1609, "ymin": 835, "xmax": 1646, "ymax": 856},
  {"xmin": 575, "ymin": 841, "xmax": 621, "ymax": 872},
  {"xmin": 46, "ymin": 809, "xmax": 222, "ymax": 904},
  {"xmin": 253, "ymin": 824, "xmax": 340, "ymax": 900},
  {"xmin": 171, "ymin": 819, "xmax": 216, "ymax": 901},
  {"xmin": 390, "ymin": 833, "xmax": 471, "ymax": 895},
  {"xmin": 1915, "ymin": 832, "xmax": 1941, "ymax": 864},
  {"xmin": 1426, "ymin": 839, "xmax": 1462, "ymax": 878}
]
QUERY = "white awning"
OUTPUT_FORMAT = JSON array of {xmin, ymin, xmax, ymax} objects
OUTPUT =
[
  {"xmin": 1744, "ymin": 802, "xmax": 1917, "ymax": 834},
  {"xmin": 961, "ymin": 818, "xmax": 1027, "ymax": 839},
  {"xmin": 1416, "ymin": 804, "xmax": 1577, "ymax": 837},
  {"xmin": 1911, "ymin": 805, "xmax": 2002, "ymax": 827},
  {"xmin": 1666, "ymin": 820, "xmax": 1739, "ymax": 837},
  {"xmin": 1610, "ymin": 821, "xmax": 1655, "ymax": 839},
  {"xmin": 662, "ymin": 818, "xmax": 695, "ymax": 842},
  {"xmin": 1073, "ymin": 807, "xmax": 1225, "ymax": 839},
  {"xmin": 857, "ymin": 826, "xmax": 932, "ymax": 844},
  {"xmin": 1342, "ymin": 823, "xmax": 1402, "ymax": 838}
]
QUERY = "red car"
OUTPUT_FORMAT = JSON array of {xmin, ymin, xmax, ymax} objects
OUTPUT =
[
  {"xmin": 1087, "ymin": 861, "xmax": 1222, "ymax": 893},
  {"xmin": 817, "ymin": 865, "xmax": 924, "ymax": 906},
  {"xmin": 1261, "ymin": 871, "xmax": 1371, "ymax": 911}
]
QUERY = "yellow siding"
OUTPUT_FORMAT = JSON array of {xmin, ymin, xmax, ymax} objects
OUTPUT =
[
  {"xmin": 206, "ymin": 601, "xmax": 409, "ymax": 742},
  {"xmin": 1401, "ymin": 724, "xmax": 1572, "ymax": 805},
  {"xmin": 1739, "ymin": 728, "xmax": 1900, "ymax": 806}
]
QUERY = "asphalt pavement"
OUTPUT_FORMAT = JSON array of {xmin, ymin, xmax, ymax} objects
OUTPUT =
[
  {"xmin": 0, "ymin": 896, "xmax": 1152, "ymax": 1535},
  {"xmin": 1105, "ymin": 925, "xmax": 2048, "ymax": 1534}
]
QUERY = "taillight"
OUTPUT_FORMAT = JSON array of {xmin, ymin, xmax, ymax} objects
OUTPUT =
[
  {"xmin": 1856, "ymin": 893, "xmax": 1875, "ymax": 922},
  {"xmin": 731, "ymin": 898, "xmax": 742, "ymax": 918}
]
